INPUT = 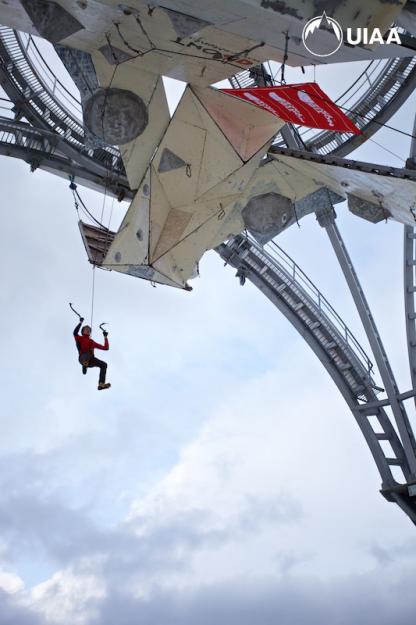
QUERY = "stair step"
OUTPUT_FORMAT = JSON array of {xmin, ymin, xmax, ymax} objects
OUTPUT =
[
  {"xmin": 339, "ymin": 362, "xmax": 352, "ymax": 371},
  {"xmin": 293, "ymin": 302, "xmax": 304, "ymax": 311},
  {"xmin": 386, "ymin": 457, "xmax": 402, "ymax": 466},
  {"xmin": 276, "ymin": 283, "xmax": 287, "ymax": 293},
  {"xmin": 326, "ymin": 341, "xmax": 337, "ymax": 349},
  {"xmin": 353, "ymin": 384, "xmax": 365, "ymax": 393},
  {"xmin": 310, "ymin": 321, "xmax": 321, "ymax": 330}
]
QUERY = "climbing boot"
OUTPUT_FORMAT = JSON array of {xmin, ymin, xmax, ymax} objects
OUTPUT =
[{"xmin": 98, "ymin": 382, "xmax": 111, "ymax": 391}]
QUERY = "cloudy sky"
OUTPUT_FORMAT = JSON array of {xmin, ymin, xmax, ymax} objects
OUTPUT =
[{"xmin": 0, "ymin": 49, "xmax": 416, "ymax": 625}]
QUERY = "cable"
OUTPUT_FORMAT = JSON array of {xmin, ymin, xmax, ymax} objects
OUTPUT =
[
  {"xmin": 75, "ymin": 188, "xmax": 108, "ymax": 229},
  {"xmin": 229, "ymin": 68, "xmax": 416, "ymax": 141},
  {"xmin": 367, "ymin": 136, "xmax": 405, "ymax": 164},
  {"xmin": 135, "ymin": 14, "xmax": 154, "ymax": 49},
  {"xmin": 70, "ymin": 181, "xmax": 109, "ymax": 229},
  {"xmin": 90, "ymin": 264, "xmax": 96, "ymax": 328},
  {"xmin": 105, "ymin": 32, "xmax": 120, "ymax": 64},
  {"xmin": 114, "ymin": 21, "xmax": 144, "ymax": 55},
  {"xmin": 277, "ymin": 83, "xmax": 416, "ymax": 140},
  {"xmin": 280, "ymin": 32, "xmax": 289, "ymax": 85},
  {"xmin": 240, "ymin": 78, "xmax": 416, "ymax": 139}
]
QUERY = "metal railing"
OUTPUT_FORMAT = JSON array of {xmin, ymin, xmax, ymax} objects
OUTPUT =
[
  {"xmin": 18, "ymin": 32, "xmax": 82, "ymax": 120},
  {"xmin": 236, "ymin": 234, "xmax": 375, "ymax": 378},
  {"xmin": 0, "ymin": 115, "xmax": 54, "ymax": 148}
]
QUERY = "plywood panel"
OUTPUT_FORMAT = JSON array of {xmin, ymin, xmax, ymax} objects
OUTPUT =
[
  {"xmin": 103, "ymin": 168, "xmax": 151, "ymax": 267},
  {"xmin": 269, "ymin": 154, "xmax": 416, "ymax": 225},
  {"xmin": 120, "ymin": 78, "xmax": 170, "ymax": 190},
  {"xmin": 193, "ymin": 86, "xmax": 283, "ymax": 161},
  {"xmin": 149, "ymin": 167, "xmax": 174, "ymax": 260}
]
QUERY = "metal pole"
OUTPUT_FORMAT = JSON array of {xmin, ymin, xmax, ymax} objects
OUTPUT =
[
  {"xmin": 316, "ymin": 207, "xmax": 416, "ymax": 477},
  {"xmin": 404, "ymin": 115, "xmax": 416, "ymax": 407},
  {"xmin": 404, "ymin": 225, "xmax": 416, "ymax": 395},
  {"xmin": 410, "ymin": 113, "xmax": 416, "ymax": 161}
]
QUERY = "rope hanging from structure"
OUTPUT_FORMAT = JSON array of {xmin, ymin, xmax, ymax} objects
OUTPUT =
[
  {"xmin": 280, "ymin": 31, "xmax": 290, "ymax": 85},
  {"xmin": 68, "ymin": 169, "xmax": 115, "ymax": 330},
  {"xmin": 70, "ymin": 178, "xmax": 109, "ymax": 230}
]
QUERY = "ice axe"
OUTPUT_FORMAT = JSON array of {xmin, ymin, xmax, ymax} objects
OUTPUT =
[{"xmin": 69, "ymin": 302, "xmax": 83, "ymax": 320}]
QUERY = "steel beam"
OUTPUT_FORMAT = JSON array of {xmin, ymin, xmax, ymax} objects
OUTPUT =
[
  {"xmin": 317, "ymin": 209, "xmax": 416, "ymax": 477},
  {"xmin": 404, "ymin": 225, "xmax": 416, "ymax": 397}
]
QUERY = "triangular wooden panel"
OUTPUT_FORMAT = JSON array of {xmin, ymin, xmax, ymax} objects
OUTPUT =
[
  {"xmin": 169, "ymin": 197, "xmax": 238, "ymax": 242},
  {"xmin": 196, "ymin": 131, "xmax": 242, "ymax": 198},
  {"xmin": 154, "ymin": 120, "xmax": 206, "ymax": 209},
  {"xmin": 193, "ymin": 86, "xmax": 284, "ymax": 162},
  {"xmin": 174, "ymin": 86, "xmax": 206, "ymax": 130},
  {"xmin": 189, "ymin": 91, "xmax": 243, "ymax": 198},
  {"xmin": 158, "ymin": 147, "xmax": 187, "ymax": 173},
  {"xmin": 149, "ymin": 166, "xmax": 173, "ymax": 260},
  {"xmin": 103, "ymin": 169, "xmax": 151, "ymax": 267},
  {"xmin": 152, "ymin": 208, "xmax": 193, "ymax": 261},
  {"xmin": 195, "ymin": 141, "xmax": 268, "ymax": 203},
  {"xmin": 161, "ymin": 8, "xmax": 211, "ymax": 38}
]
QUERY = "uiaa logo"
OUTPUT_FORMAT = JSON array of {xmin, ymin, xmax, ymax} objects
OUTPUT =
[
  {"xmin": 302, "ymin": 13, "xmax": 342, "ymax": 57},
  {"xmin": 302, "ymin": 11, "xmax": 402, "ymax": 58}
]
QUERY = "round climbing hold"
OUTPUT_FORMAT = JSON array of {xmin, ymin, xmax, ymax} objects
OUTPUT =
[{"xmin": 83, "ymin": 88, "xmax": 148, "ymax": 145}]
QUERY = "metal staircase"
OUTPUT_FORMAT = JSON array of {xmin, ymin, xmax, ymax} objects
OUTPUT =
[
  {"xmin": 217, "ymin": 234, "xmax": 416, "ymax": 522},
  {"xmin": 405, "ymin": 225, "xmax": 416, "ymax": 401}
]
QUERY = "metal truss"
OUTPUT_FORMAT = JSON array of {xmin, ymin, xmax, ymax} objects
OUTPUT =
[
  {"xmin": 404, "ymin": 225, "xmax": 416, "ymax": 399},
  {"xmin": 0, "ymin": 117, "xmax": 133, "ymax": 198},
  {"xmin": 218, "ymin": 235, "xmax": 416, "ymax": 524}
]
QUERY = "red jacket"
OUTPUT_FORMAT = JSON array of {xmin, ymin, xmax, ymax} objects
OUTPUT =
[{"xmin": 74, "ymin": 323, "xmax": 109, "ymax": 356}]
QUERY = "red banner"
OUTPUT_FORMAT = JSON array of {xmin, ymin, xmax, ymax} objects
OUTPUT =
[{"xmin": 221, "ymin": 83, "xmax": 361, "ymax": 134}]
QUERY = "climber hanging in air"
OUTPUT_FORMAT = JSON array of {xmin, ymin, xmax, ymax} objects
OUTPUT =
[{"xmin": 70, "ymin": 303, "xmax": 111, "ymax": 391}]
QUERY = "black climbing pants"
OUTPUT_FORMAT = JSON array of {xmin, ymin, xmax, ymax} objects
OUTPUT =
[{"xmin": 88, "ymin": 356, "xmax": 107, "ymax": 384}]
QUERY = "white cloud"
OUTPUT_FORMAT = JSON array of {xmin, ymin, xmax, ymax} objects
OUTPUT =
[
  {"xmin": 32, "ymin": 563, "xmax": 105, "ymax": 625},
  {"xmin": 0, "ymin": 570, "xmax": 24, "ymax": 594}
]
